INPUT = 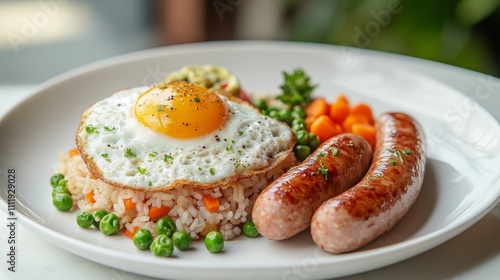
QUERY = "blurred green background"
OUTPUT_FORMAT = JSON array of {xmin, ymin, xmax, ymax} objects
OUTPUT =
[
  {"xmin": 1, "ymin": 0, "xmax": 498, "ymax": 84},
  {"xmin": 282, "ymin": 0, "xmax": 500, "ymax": 76}
]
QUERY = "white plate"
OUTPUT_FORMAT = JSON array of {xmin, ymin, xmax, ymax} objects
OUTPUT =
[{"xmin": 1, "ymin": 41, "xmax": 499, "ymax": 280}]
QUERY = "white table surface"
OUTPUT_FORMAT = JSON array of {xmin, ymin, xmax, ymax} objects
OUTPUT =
[{"xmin": 1, "ymin": 52, "xmax": 499, "ymax": 280}]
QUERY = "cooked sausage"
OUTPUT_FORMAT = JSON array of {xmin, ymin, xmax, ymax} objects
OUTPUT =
[
  {"xmin": 311, "ymin": 112, "xmax": 426, "ymax": 253},
  {"xmin": 252, "ymin": 133, "xmax": 373, "ymax": 240}
]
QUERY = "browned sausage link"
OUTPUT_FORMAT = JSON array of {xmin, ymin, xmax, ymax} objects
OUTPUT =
[
  {"xmin": 311, "ymin": 112, "xmax": 426, "ymax": 253},
  {"xmin": 252, "ymin": 133, "xmax": 373, "ymax": 240}
]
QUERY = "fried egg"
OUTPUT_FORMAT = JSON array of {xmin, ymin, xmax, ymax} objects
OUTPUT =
[{"xmin": 76, "ymin": 82, "xmax": 295, "ymax": 191}]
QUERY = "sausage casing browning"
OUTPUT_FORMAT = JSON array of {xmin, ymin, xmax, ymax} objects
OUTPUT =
[
  {"xmin": 252, "ymin": 133, "xmax": 373, "ymax": 240},
  {"xmin": 311, "ymin": 112, "xmax": 426, "ymax": 253}
]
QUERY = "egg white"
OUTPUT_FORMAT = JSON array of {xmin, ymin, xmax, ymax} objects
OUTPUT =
[{"xmin": 76, "ymin": 86, "xmax": 295, "ymax": 190}]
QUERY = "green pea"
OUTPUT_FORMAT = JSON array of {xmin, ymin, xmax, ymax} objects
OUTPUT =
[
  {"xmin": 292, "ymin": 106, "xmax": 306, "ymax": 119},
  {"xmin": 57, "ymin": 179, "xmax": 67, "ymax": 187},
  {"xmin": 133, "ymin": 228, "xmax": 153, "ymax": 250},
  {"xmin": 204, "ymin": 231, "xmax": 224, "ymax": 253},
  {"xmin": 150, "ymin": 235, "xmax": 174, "ymax": 257},
  {"xmin": 242, "ymin": 220, "xmax": 259, "ymax": 238},
  {"xmin": 172, "ymin": 231, "xmax": 191, "ymax": 251},
  {"xmin": 76, "ymin": 211, "xmax": 94, "ymax": 229},
  {"xmin": 291, "ymin": 118, "xmax": 306, "ymax": 131},
  {"xmin": 92, "ymin": 209, "xmax": 107, "ymax": 228},
  {"xmin": 309, "ymin": 133, "xmax": 321, "ymax": 151},
  {"xmin": 253, "ymin": 98, "xmax": 268, "ymax": 111},
  {"xmin": 52, "ymin": 192, "xmax": 73, "ymax": 211},
  {"xmin": 155, "ymin": 217, "xmax": 176, "ymax": 237},
  {"xmin": 268, "ymin": 110, "xmax": 280, "ymax": 120},
  {"xmin": 294, "ymin": 145, "xmax": 311, "ymax": 162},
  {"xmin": 50, "ymin": 173, "xmax": 65, "ymax": 188},
  {"xmin": 99, "ymin": 213, "xmax": 120, "ymax": 236},
  {"xmin": 278, "ymin": 109, "xmax": 293, "ymax": 124},
  {"xmin": 52, "ymin": 185, "xmax": 69, "ymax": 197},
  {"xmin": 295, "ymin": 130, "xmax": 310, "ymax": 145}
]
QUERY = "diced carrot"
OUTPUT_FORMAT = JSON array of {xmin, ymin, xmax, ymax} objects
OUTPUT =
[
  {"xmin": 335, "ymin": 94, "xmax": 350, "ymax": 106},
  {"xmin": 310, "ymin": 115, "xmax": 343, "ymax": 143},
  {"xmin": 124, "ymin": 226, "xmax": 139, "ymax": 239},
  {"xmin": 148, "ymin": 205, "xmax": 170, "ymax": 220},
  {"xmin": 202, "ymin": 194, "xmax": 220, "ymax": 213},
  {"xmin": 124, "ymin": 198, "xmax": 136, "ymax": 211},
  {"xmin": 350, "ymin": 103, "xmax": 374, "ymax": 125},
  {"xmin": 69, "ymin": 149, "xmax": 79, "ymax": 157},
  {"xmin": 85, "ymin": 190, "xmax": 95, "ymax": 204},
  {"xmin": 352, "ymin": 123, "xmax": 376, "ymax": 151},
  {"xmin": 329, "ymin": 101, "xmax": 350, "ymax": 124},
  {"xmin": 342, "ymin": 114, "xmax": 369, "ymax": 133},
  {"xmin": 305, "ymin": 116, "xmax": 317, "ymax": 131},
  {"xmin": 305, "ymin": 98, "xmax": 330, "ymax": 117}
]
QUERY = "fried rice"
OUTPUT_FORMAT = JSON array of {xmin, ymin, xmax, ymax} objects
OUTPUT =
[{"xmin": 56, "ymin": 150, "xmax": 297, "ymax": 240}]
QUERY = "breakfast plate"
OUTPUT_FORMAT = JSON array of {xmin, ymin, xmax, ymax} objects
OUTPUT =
[{"xmin": 1, "ymin": 41, "xmax": 499, "ymax": 279}]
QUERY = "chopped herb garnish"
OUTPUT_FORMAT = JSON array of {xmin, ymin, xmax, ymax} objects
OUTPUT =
[
  {"xmin": 396, "ymin": 150, "xmax": 404, "ymax": 163},
  {"xmin": 329, "ymin": 147, "xmax": 338, "ymax": 156},
  {"xmin": 157, "ymin": 105, "xmax": 165, "ymax": 112},
  {"xmin": 389, "ymin": 158, "xmax": 397, "ymax": 166},
  {"xmin": 149, "ymin": 151, "xmax": 158, "ymax": 157},
  {"xmin": 163, "ymin": 154, "xmax": 174, "ymax": 163},
  {"xmin": 194, "ymin": 97, "xmax": 200, "ymax": 103},
  {"xmin": 365, "ymin": 176, "xmax": 371, "ymax": 181},
  {"xmin": 318, "ymin": 160, "xmax": 329, "ymax": 180},
  {"xmin": 209, "ymin": 168, "xmax": 215, "ymax": 176},
  {"xmin": 234, "ymin": 162, "xmax": 241, "ymax": 168},
  {"xmin": 226, "ymin": 145, "xmax": 233, "ymax": 151},
  {"xmin": 86, "ymin": 125, "xmax": 99, "ymax": 134},
  {"xmin": 277, "ymin": 69, "xmax": 316, "ymax": 106},
  {"xmin": 316, "ymin": 152, "xmax": 326, "ymax": 157},
  {"xmin": 104, "ymin": 126, "xmax": 115, "ymax": 132},
  {"xmin": 198, "ymin": 167, "xmax": 202, "ymax": 171},
  {"xmin": 238, "ymin": 131, "xmax": 244, "ymax": 136},
  {"xmin": 402, "ymin": 149, "xmax": 412, "ymax": 155},
  {"xmin": 101, "ymin": 153, "xmax": 108, "ymax": 158},
  {"xmin": 137, "ymin": 167, "xmax": 148, "ymax": 175},
  {"xmin": 348, "ymin": 140, "xmax": 354, "ymax": 146},
  {"xmin": 125, "ymin": 148, "xmax": 137, "ymax": 157},
  {"xmin": 386, "ymin": 148, "xmax": 396, "ymax": 153},
  {"xmin": 148, "ymin": 181, "xmax": 152, "ymax": 187},
  {"xmin": 237, "ymin": 150, "xmax": 243, "ymax": 155}
]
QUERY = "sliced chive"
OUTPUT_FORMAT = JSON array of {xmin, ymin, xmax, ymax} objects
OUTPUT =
[
  {"xmin": 125, "ymin": 148, "xmax": 137, "ymax": 157},
  {"xmin": 104, "ymin": 126, "xmax": 115, "ymax": 132},
  {"xmin": 149, "ymin": 151, "xmax": 158, "ymax": 157},
  {"xmin": 402, "ymin": 149, "xmax": 412, "ymax": 155},
  {"xmin": 209, "ymin": 168, "xmax": 215, "ymax": 176},
  {"xmin": 163, "ymin": 154, "xmax": 174, "ymax": 162},
  {"xmin": 86, "ymin": 125, "xmax": 99, "ymax": 134},
  {"xmin": 329, "ymin": 147, "xmax": 338, "ymax": 156},
  {"xmin": 396, "ymin": 150, "xmax": 404, "ymax": 163},
  {"xmin": 137, "ymin": 167, "xmax": 148, "ymax": 175}
]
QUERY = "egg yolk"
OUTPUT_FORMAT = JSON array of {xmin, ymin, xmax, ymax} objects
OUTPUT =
[{"xmin": 134, "ymin": 82, "xmax": 227, "ymax": 138}]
